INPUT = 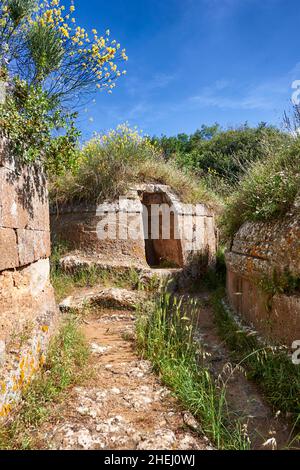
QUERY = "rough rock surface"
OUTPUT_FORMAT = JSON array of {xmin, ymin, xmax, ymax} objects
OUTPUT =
[
  {"xmin": 59, "ymin": 252, "xmax": 182, "ymax": 292},
  {"xmin": 60, "ymin": 252, "xmax": 181, "ymax": 278},
  {"xmin": 51, "ymin": 183, "xmax": 217, "ymax": 271},
  {"xmin": 59, "ymin": 287, "xmax": 145, "ymax": 311},
  {"xmin": 226, "ymin": 204, "xmax": 300, "ymax": 344},
  {"xmin": 0, "ymin": 141, "xmax": 58, "ymax": 418},
  {"xmin": 227, "ymin": 205, "xmax": 300, "ymax": 278}
]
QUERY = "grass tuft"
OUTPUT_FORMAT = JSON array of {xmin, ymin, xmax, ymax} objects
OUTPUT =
[
  {"xmin": 222, "ymin": 138, "xmax": 300, "ymax": 238},
  {"xmin": 136, "ymin": 292, "xmax": 251, "ymax": 450},
  {"xmin": 211, "ymin": 289, "xmax": 300, "ymax": 419}
]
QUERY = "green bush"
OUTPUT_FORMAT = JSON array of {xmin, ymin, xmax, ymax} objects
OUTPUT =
[
  {"xmin": 0, "ymin": 78, "xmax": 80, "ymax": 173},
  {"xmin": 0, "ymin": 0, "xmax": 127, "ymax": 171},
  {"xmin": 153, "ymin": 123, "xmax": 290, "ymax": 192},
  {"xmin": 222, "ymin": 138, "xmax": 300, "ymax": 237},
  {"xmin": 50, "ymin": 124, "xmax": 220, "ymax": 208}
]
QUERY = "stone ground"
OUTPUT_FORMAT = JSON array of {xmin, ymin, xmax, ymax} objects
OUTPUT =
[{"xmin": 33, "ymin": 307, "xmax": 212, "ymax": 450}]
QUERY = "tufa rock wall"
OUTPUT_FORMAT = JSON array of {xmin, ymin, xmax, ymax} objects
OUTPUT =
[
  {"xmin": 51, "ymin": 184, "xmax": 217, "ymax": 272},
  {"xmin": 226, "ymin": 201, "xmax": 300, "ymax": 345},
  {"xmin": 0, "ymin": 139, "xmax": 58, "ymax": 418}
]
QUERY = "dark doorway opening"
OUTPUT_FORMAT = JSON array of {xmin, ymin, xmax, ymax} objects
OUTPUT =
[{"xmin": 141, "ymin": 192, "xmax": 183, "ymax": 268}]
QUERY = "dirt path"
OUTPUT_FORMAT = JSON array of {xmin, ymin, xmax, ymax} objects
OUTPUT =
[
  {"xmin": 35, "ymin": 308, "xmax": 212, "ymax": 450},
  {"xmin": 30, "ymin": 272, "xmax": 296, "ymax": 451}
]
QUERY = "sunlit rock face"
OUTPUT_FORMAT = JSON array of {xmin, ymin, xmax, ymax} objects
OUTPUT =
[
  {"xmin": 226, "ymin": 201, "xmax": 300, "ymax": 345},
  {"xmin": 0, "ymin": 139, "xmax": 58, "ymax": 418},
  {"xmin": 50, "ymin": 183, "xmax": 217, "ymax": 274}
]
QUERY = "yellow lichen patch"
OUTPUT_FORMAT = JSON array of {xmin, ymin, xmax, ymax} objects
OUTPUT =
[
  {"xmin": 250, "ymin": 245, "xmax": 262, "ymax": 258},
  {"xmin": 39, "ymin": 354, "xmax": 46, "ymax": 367},
  {"xmin": 0, "ymin": 326, "xmax": 52, "ymax": 419},
  {"xmin": 0, "ymin": 403, "xmax": 12, "ymax": 418},
  {"xmin": 0, "ymin": 381, "xmax": 6, "ymax": 394},
  {"xmin": 12, "ymin": 377, "xmax": 19, "ymax": 392}
]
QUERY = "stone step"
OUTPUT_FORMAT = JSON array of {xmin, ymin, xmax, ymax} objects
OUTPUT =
[
  {"xmin": 59, "ymin": 287, "xmax": 146, "ymax": 312},
  {"xmin": 59, "ymin": 253, "xmax": 182, "ymax": 291}
]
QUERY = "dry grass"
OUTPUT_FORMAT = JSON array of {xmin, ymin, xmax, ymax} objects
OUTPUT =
[
  {"xmin": 50, "ymin": 128, "xmax": 221, "ymax": 210},
  {"xmin": 134, "ymin": 158, "xmax": 220, "ymax": 206}
]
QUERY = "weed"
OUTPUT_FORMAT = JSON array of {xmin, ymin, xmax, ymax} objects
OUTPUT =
[
  {"xmin": 8, "ymin": 321, "xmax": 35, "ymax": 350},
  {"xmin": 50, "ymin": 242, "xmax": 160, "ymax": 301},
  {"xmin": 136, "ymin": 292, "xmax": 251, "ymax": 450},
  {"xmin": 258, "ymin": 269, "xmax": 300, "ymax": 297}
]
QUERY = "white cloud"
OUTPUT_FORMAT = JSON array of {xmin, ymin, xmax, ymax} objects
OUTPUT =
[
  {"xmin": 125, "ymin": 72, "xmax": 176, "ymax": 97},
  {"xmin": 190, "ymin": 83, "xmax": 276, "ymax": 110},
  {"xmin": 189, "ymin": 64, "xmax": 300, "ymax": 111}
]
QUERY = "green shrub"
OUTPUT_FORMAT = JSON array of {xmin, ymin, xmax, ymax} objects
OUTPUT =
[
  {"xmin": 0, "ymin": 0, "xmax": 127, "ymax": 171},
  {"xmin": 50, "ymin": 124, "xmax": 220, "ymax": 208},
  {"xmin": 0, "ymin": 78, "xmax": 80, "ymax": 172},
  {"xmin": 153, "ymin": 123, "xmax": 290, "ymax": 191},
  {"xmin": 221, "ymin": 138, "xmax": 300, "ymax": 238}
]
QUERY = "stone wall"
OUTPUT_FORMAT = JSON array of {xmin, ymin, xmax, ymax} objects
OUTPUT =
[
  {"xmin": 0, "ymin": 139, "xmax": 58, "ymax": 418},
  {"xmin": 226, "ymin": 201, "xmax": 300, "ymax": 345},
  {"xmin": 51, "ymin": 184, "xmax": 217, "ymax": 272}
]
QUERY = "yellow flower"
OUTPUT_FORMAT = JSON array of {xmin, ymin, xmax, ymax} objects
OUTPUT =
[{"xmin": 60, "ymin": 26, "xmax": 69, "ymax": 38}]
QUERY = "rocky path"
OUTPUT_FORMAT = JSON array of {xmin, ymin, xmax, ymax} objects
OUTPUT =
[
  {"xmin": 35, "ymin": 307, "xmax": 212, "ymax": 450},
  {"xmin": 29, "ymin": 266, "xmax": 296, "ymax": 451}
]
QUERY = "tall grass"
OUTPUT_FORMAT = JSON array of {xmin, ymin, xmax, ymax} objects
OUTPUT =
[
  {"xmin": 211, "ymin": 289, "xmax": 300, "ymax": 419},
  {"xmin": 135, "ymin": 158, "xmax": 219, "ymax": 206},
  {"xmin": 50, "ymin": 124, "xmax": 220, "ymax": 209},
  {"xmin": 136, "ymin": 292, "xmax": 251, "ymax": 450},
  {"xmin": 222, "ymin": 138, "xmax": 300, "ymax": 237}
]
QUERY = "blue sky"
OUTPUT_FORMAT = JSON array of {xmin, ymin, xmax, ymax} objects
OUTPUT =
[{"xmin": 74, "ymin": 0, "xmax": 300, "ymax": 139}]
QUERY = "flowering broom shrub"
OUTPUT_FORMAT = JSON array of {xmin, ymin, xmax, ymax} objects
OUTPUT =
[{"xmin": 0, "ymin": 0, "xmax": 128, "ymax": 172}]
